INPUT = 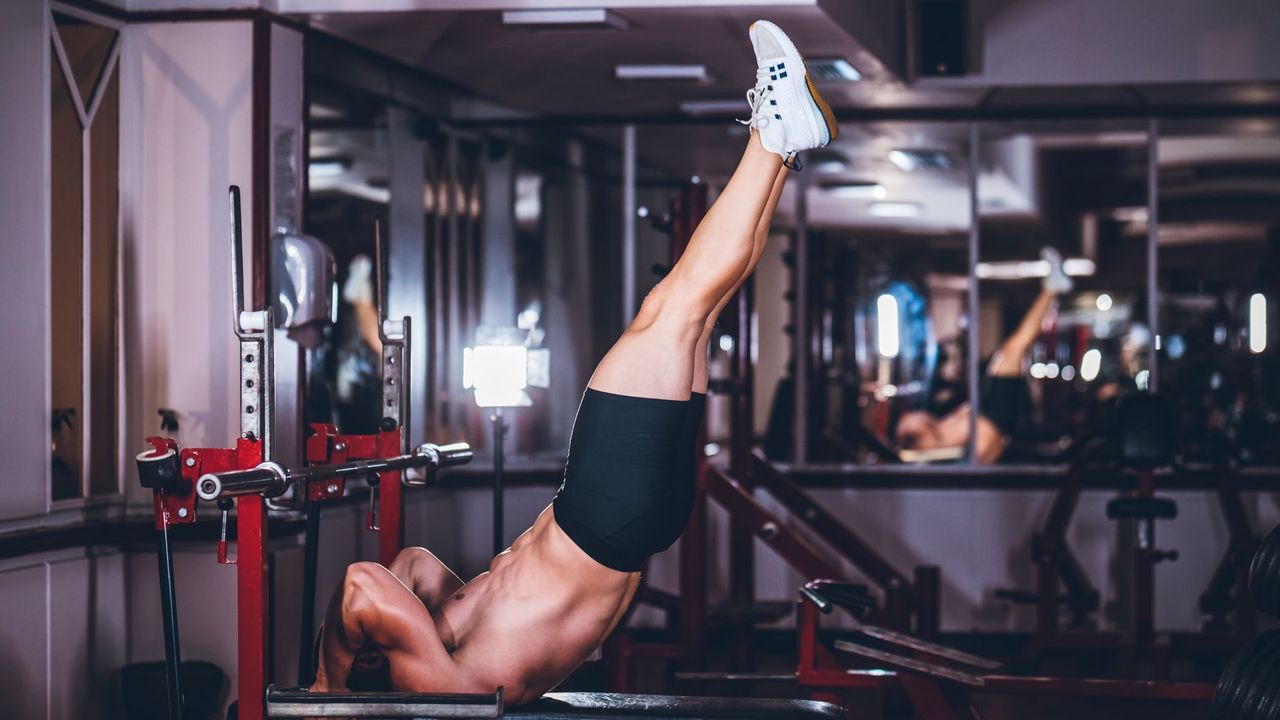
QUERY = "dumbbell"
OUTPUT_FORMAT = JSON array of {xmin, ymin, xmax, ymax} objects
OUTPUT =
[
  {"xmin": 1211, "ymin": 630, "xmax": 1280, "ymax": 720},
  {"xmin": 1210, "ymin": 524, "xmax": 1280, "ymax": 720},
  {"xmin": 1249, "ymin": 524, "xmax": 1280, "ymax": 619}
]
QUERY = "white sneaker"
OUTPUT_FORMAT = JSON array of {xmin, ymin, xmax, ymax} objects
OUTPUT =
[
  {"xmin": 744, "ymin": 20, "xmax": 838, "ymax": 166},
  {"xmin": 1041, "ymin": 246, "xmax": 1073, "ymax": 294}
]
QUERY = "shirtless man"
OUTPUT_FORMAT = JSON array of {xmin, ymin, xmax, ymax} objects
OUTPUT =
[
  {"xmin": 309, "ymin": 20, "xmax": 838, "ymax": 705},
  {"xmin": 895, "ymin": 248, "xmax": 1073, "ymax": 464}
]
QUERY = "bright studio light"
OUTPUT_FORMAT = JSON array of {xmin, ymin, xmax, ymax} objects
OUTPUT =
[
  {"xmin": 463, "ymin": 345, "xmax": 528, "ymax": 408},
  {"xmin": 877, "ymin": 293, "xmax": 900, "ymax": 358},
  {"xmin": 1080, "ymin": 348, "xmax": 1102, "ymax": 382},
  {"xmin": 1250, "ymin": 293, "xmax": 1267, "ymax": 354},
  {"xmin": 1096, "ymin": 293, "xmax": 1113, "ymax": 312}
]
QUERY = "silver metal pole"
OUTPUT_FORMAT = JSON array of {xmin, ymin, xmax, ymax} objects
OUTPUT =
[
  {"xmin": 793, "ymin": 172, "xmax": 810, "ymax": 463},
  {"xmin": 622, "ymin": 124, "xmax": 637, "ymax": 324},
  {"xmin": 1147, "ymin": 118, "xmax": 1160, "ymax": 392},
  {"xmin": 966, "ymin": 123, "xmax": 981, "ymax": 462}
]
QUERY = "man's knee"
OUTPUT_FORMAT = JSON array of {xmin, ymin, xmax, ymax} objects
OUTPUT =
[
  {"xmin": 388, "ymin": 546, "xmax": 431, "ymax": 576},
  {"xmin": 633, "ymin": 281, "xmax": 710, "ymax": 335}
]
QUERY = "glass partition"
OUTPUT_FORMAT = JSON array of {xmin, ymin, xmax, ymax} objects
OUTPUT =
[
  {"xmin": 1156, "ymin": 118, "xmax": 1280, "ymax": 465},
  {"xmin": 974, "ymin": 120, "xmax": 1152, "ymax": 465},
  {"xmin": 306, "ymin": 119, "xmax": 390, "ymax": 435},
  {"xmin": 788, "ymin": 121, "xmax": 974, "ymax": 464},
  {"xmin": 49, "ymin": 11, "xmax": 121, "ymax": 501}
]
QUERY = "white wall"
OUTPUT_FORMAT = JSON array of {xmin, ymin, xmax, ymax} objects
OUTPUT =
[
  {"xmin": 0, "ymin": 550, "xmax": 128, "ymax": 720},
  {"xmin": 0, "ymin": 0, "xmax": 53, "ymax": 522},
  {"xmin": 934, "ymin": 0, "xmax": 1280, "ymax": 87},
  {"xmin": 120, "ymin": 20, "xmax": 255, "ymax": 505}
]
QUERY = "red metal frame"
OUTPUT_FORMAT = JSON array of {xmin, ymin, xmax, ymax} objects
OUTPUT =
[
  {"xmin": 750, "ymin": 451, "xmax": 931, "ymax": 632},
  {"xmin": 305, "ymin": 422, "xmax": 406, "ymax": 565},
  {"xmin": 793, "ymin": 582, "xmax": 1214, "ymax": 720},
  {"xmin": 139, "ymin": 435, "xmax": 268, "ymax": 719},
  {"xmin": 142, "ymin": 437, "xmax": 199, "ymax": 531},
  {"xmin": 143, "ymin": 424, "xmax": 411, "ymax": 719}
]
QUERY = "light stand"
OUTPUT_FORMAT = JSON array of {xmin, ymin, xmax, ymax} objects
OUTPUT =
[
  {"xmin": 463, "ymin": 321, "xmax": 550, "ymax": 558},
  {"xmin": 491, "ymin": 407, "xmax": 507, "ymax": 557}
]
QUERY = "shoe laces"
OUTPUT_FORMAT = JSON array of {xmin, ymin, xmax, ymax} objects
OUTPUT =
[{"xmin": 737, "ymin": 67, "xmax": 774, "ymax": 129}]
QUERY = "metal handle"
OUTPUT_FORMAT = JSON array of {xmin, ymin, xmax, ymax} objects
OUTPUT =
[
  {"xmin": 198, "ymin": 444, "xmax": 473, "ymax": 501},
  {"xmin": 198, "ymin": 463, "xmax": 288, "ymax": 501},
  {"xmin": 425, "ymin": 442, "xmax": 473, "ymax": 468},
  {"xmin": 404, "ymin": 443, "xmax": 474, "ymax": 487}
]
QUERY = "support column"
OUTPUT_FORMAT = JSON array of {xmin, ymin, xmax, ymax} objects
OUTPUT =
[
  {"xmin": 481, "ymin": 140, "xmax": 516, "ymax": 327},
  {"xmin": 387, "ymin": 108, "xmax": 427, "ymax": 447},
  {"xmin": 622, "ymin": 124, "xmax": 637, "ymax": 324},
  {"xmin": 966, "ymin": 123, "xmax": 981, "ymax": 461},
  {"xmin": 1146, "ymin": 118, "xmax": 1160, "ymax": 391},
  {"xmin": 266, "ymin": 23, "xmax": 306, "ymax": 468},
  {"xmin": 792, "ymin": 172, "xmax": 810, "ymax": 462}
]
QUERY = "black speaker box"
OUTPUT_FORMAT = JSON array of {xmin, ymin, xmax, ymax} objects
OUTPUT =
[{"xmin": 917, "ymin": 0, "xmax": 966, "ymax": 77}]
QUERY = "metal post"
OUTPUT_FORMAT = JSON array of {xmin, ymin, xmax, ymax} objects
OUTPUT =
[
  {"xmin": 492, "ymin": 408, "xmax": 507, "ymax": 557},
  {"xmin": 793, "ymin": 173, "xmax": 810, "ymax": 463},
  {"xmin": 966, "ymin": 123, "xmax": 981, "ymax": 461},
  {"xmin": 386, "ymin": 109, "xmax": 427, "ymax": 448},
  {"xmin": 729, "ymin": 277, "xmax": 756, "ymax": 669},
  {"xmin": 237, "ymin": 494, "xmax": 269, "ymax": 720},
  {"xmin": 622, "ymin": 124, "xmax": 637, "ymax": 324},
  {"xmin": 297, "ymin": 499, "xmax": 321, "ymax": 685},
  {"xmin": 156, "ymin": 520, "xmax": 184, "ymax": 719},
  {"xmin": 1146, "ymin": 118, "xmax": 1160, "ymax": 392}
]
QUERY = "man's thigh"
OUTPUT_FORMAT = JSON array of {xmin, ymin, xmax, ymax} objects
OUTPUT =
[{"xmin": 388, "ymin": 546, "xmax": 465, "ymax": 611}]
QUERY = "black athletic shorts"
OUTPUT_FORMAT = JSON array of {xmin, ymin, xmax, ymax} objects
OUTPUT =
[
  {"xmin": 980, "ymin": 376, "xmax": 1029, "ymax": 437},
  {"xmin": 552, "ymin": 389, "xmax": 704, "ymax": 572}
]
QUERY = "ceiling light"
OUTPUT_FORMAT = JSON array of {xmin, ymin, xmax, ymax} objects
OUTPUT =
[
  {"xmin": 808, "ymin": 58, "xmax": 861, "ymax": 82},
  {"xmin": 1080, "ymin": 349, "xmax": 1102, "ymax": 382},
  {"xmin": 808, "ymin": 151, "xmax": 848, "ymax": 175},
  {"xmin": 1111, "ymin": 207, "xmax": 1149, "ymax": 223},
  {"xmin": 975, "ymin": 258, "xmax": 1096, "ymax": 280},
  {"xmin": 823, "ymin": 182, "xmax": 886, "ymax": 199},
  {"xmin": 679, "ymin": 99, "xmax": 745, "ymax": 115},
  {"xmin": 876, "ymin": 294, "xmax": 900, "ymax": 358},
  {"xmin": 502, "ymin": 9, "xmax": 628, "ymax": 31},
  {"xmin": 1063, "ymin": 258, "xmax": 1096, "ymax": 276},
  {"xmin": 888, "ymin": 149, "xmax": 953, "ymax": 172},
  {"xmin": 308, "ymin": 156, "xmax": 350, "ymax": 178},
  {"xmin": 616, "ymin": 64, "xmax": 708, "ymax": 81},
  {"xmin": 868, "ymin": 201, "xmax": 921, "ymax": 218},
  {"xmin": 1251, "ymin": 293, "xmax": 1267, "ymax": 354}
]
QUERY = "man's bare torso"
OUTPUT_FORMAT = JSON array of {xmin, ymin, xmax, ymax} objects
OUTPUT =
[{"xmin": 430, "ymin": 507, "xmax": 640, "ymax": 704}]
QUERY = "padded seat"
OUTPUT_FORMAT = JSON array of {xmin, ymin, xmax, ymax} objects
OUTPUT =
[
  {"xmin": 510, "ymin": 693, "xmax": 845, "ymax": 719},
  {"xmin": 1106, "ymin": 496, "xmax": 1178, "ymax": 520}
]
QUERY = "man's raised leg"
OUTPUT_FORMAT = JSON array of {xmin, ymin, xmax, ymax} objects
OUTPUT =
[
  {"xmin": 691, "ymin": 163, "xmax": 789, "ymax": 393},
  {"xmin": 588, "ymin": 134, "xmax": 784, "ymax": 400}
]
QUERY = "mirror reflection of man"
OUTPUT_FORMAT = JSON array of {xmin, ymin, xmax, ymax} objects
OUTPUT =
[
  {"xmin": 335, "ymin": 254, "xmax": 383, "ymax": 434},
  {"xmin": 896, "ymin": 248, "xmax": 1072, "ymax": 464}
]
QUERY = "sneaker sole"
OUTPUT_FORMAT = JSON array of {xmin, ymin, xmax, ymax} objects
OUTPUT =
[
  {"xmin": 804, "ymin": 66, "xmax": 839, "ymax": 145},
  {"xmin": 750, "ymin": 20, "xmax": 838, "ymax": 147}
]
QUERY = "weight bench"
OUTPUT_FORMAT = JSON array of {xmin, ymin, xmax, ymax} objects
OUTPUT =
[{"xmin": 264, "ymin": 687, "xmax": 845, "ymax": 719}]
